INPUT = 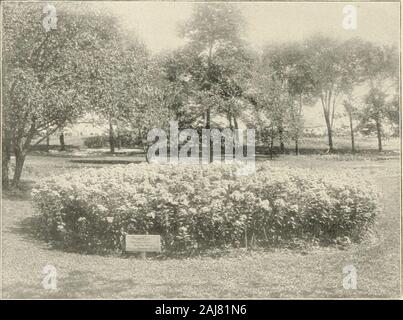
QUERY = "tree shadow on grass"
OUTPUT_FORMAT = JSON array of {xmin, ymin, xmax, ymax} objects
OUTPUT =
[
  {"xmin": 4, "ymin": 212, "xmax": 55, "ymax": 253},
  {"xmin": 2, "ymin": 270, "xmax": 141, "ymax": 299},
  {"xmin": 3, "ymin": 269, "xmax": 227, "ymax": 299},
  {"xmin": 7, "ymin": 214, "xmax": 102, "ymax": 255},
  {"xmin": 2, "ymin": 180, "xmax": 36, "ymax": 201}
]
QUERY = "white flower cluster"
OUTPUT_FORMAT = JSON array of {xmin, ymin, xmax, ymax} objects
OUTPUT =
[{"xmin": 31, "ymin": 163, "xmax": 379, "ymax": 254}]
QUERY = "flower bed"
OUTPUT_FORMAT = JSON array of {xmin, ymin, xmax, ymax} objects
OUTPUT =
[{"xmin": 32, "ymin": 163, "xmax": 378, "ymax": 254}]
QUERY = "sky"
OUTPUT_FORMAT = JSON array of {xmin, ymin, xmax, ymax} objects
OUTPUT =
[{"xmin": 100, "ymin": 2, "xmax": 400, "ymax": 54}]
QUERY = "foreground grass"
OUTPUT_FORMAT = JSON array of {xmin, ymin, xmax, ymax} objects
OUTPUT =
[{"xmin": 1, "ymin": 140, "xmax": 400, "ymax": 298}]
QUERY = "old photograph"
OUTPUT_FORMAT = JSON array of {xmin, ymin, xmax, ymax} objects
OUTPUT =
[{"xmin": 1, "ymin": 1, "xmax": 401, "ymax": 300}]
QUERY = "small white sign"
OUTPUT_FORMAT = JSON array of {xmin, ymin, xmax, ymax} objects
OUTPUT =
[{"xmin": 125, "ymin": 235, "xmax": 161, "ymax": 253}]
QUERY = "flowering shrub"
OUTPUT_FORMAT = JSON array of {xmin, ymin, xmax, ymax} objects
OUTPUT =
[{"xmin": 32, "ymin": 163, "xmax": 378, "ymax": 254}]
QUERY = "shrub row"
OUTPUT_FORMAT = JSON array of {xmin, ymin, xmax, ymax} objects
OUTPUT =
[
  {"xmin": 32, "ymin": 163, "xmax": 378, "ymax": 254},
  {"xmin": 83, "ymin": 133, "xmax": 141, "ymax": 149}
]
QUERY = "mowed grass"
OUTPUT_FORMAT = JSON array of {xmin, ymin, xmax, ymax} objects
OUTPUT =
[{"xmin": 1, "ymin": 137, "xmax": 400, "ymax": 298}]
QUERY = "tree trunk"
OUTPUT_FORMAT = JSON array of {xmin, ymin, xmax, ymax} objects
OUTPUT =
[
  {"xmin": 2, "ymin": 134, "xmax": 10, "ymax": 189},
  {"xmin": 143, "ymin": 143, "xmax": 150, "ymax": 163},
  {"xmin": 278, "ymin": 126, "xmax": 285, "ymax": 154},
  {"xmin": 109, "ymin": 117, "xmax": 115, "ymax": 154},
  {"xmin": 116, "ymin": 120, "xmax": 121, "ymax": 150},
  {"xmin": 227, "ymin": 113, "xmax": 233, "ymax": 129},
  {"xmin": 348, "ymin": 111, "xmax": 355, "ymax": 153},
  {"xmin": 2, "ymin": 156, "xmax": 9, "ymax": 189},
  {"xmin": 233, "ymin": 116, "xmax": 238, "ymax": 130},
  {"xmin": 280, "ymin": 141, "xmax": 285, "ymax": 154},
  {"xmin": 12, "ymin": 149, "xmax": 26, "ymax": 187},
  {"xmin": 376, "ymin": 117, "xmax": 382, "ymax": 152},
  {"xmin": 324, "ymin": 115, "xmax": 334, "ymax": 153},
  {"xmin": 205, "ymin": 107, "xmax": 211, "ymax": 129},
  {"xmin": 139, "ymin": 129, "xmax": 149, "ymax": 163},
  {"xmin": 59, "ymin": 132, "xmax": 65, "ymax": 151},
  {"xmin": 206, "ymin": 108, "xmax": 213, "ymax": 162},
  {"xmin": 117, "ymin": 135, "xmax": 121, "ymax": 150},
  {"xmin": 321, "ymin": 93, "xmax": 335, "ymax": 153},
  {"xmin": 295, "ymin": 94, "xmax": 303, "ymax": 156},
  {"xmin": 46, "ymin": 134, "xmax": 50, "ymax": 153},
  {"xmin": 205, "ymin": 40, "xmax": 214, "ymax": 162},
  {"xmin": 6, "ymin": 134, "xmax": 11, "ymax": 161},
  {"xmin": 233, "ymin": 116, "xmax": 239, "ymax": 151}
]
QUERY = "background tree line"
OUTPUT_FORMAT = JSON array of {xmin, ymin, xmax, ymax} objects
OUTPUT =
[{"xmin": 2, "ymin": 2, "xmax": 399, "ymax": 188}]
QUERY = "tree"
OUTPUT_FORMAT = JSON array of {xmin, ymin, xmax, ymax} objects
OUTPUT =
[
  {"xmin": 59, "ymin": 132, "xmax": 66, "ymax": 151},
  {"xmin": 161, "ymin": 50, "xmax": 208, "ymax": 129},
  {"xmin": 178, "ymin": 3, "xmax": 247, "ymax": 130},
  {"xmin": 385, "ymin": 93, "xmax": 399, "ymax": 136},
  {"xmin": 261, "ymin": 43, "xmax": 314, "ymax": 155},
  {"xmin": 247, "ymin": 61, "xmax": 294, "ymax": 157},
  {"xmin": 119, "ymin": 58, "xmax": 172, "ymax": 161},
  {"xmin": 165, "ymin": 3, "xmax": 252, "ymax": 161},
  {"xmin": 357, "ymin": 43, "xmax": 398, "ymax": 151},
  {"xmin": 342, "ymin": 97, "xmax": 359, "ymax": 153},
  {"xmin": 249, "ymin": 108, "xmax": 278, "ymax": 160},
  {"xmin": 360, "ymin": 88, "xmax": 388, "ymax": 152},
  {"xmin": 2, "ymin": 3, "xmax": 126, "ymax": 187},
  {"xmin": 82, "ymin": 17, "xmax": 149, "ymax": 154},
  {"xmin": 304, "ymin": 36, "xmax": 364, "ymax": 152}
]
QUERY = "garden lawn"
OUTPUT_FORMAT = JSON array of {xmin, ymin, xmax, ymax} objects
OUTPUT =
[{"xmin": 1, "ymin": 140, "xmax": 400, "ymax": 298}]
